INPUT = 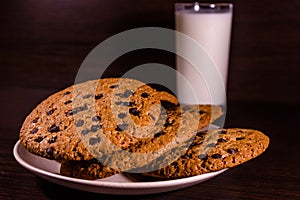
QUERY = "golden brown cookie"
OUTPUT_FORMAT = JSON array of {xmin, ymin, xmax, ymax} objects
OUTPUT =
[
  {"xmin": 19, "ymin": 78, "xmax": 178, "ymax": 161},
  {"xmin": 142, "ymin": 128, "xmax": 270, "ymax": 178}
]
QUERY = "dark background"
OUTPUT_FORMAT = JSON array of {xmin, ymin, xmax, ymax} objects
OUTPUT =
[
  {"xmin": 1, "ymin": 0, "xmax": 300, "ymax": 199},
  {"xmin": 1, "ymin": 0, "xmax": 300, "ymax": 105}
]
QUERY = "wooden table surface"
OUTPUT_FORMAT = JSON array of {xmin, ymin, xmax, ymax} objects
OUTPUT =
[{"xmin": 1, "ymin": 86, "xmax": 299, "ymax": 199}]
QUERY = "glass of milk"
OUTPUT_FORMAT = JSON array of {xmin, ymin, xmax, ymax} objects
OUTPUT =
[{"xmin": 175, "ymin": 3, "xmax": 233, "ymax": 105}]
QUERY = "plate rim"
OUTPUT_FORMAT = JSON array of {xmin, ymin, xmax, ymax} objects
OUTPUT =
[{"xmin": 13, "ymin": 140, "xmax": 227, "ymax": 189}]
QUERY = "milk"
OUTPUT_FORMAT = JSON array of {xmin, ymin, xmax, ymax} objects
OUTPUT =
[{"xmin": 175, "ymin": 3, "xmax": 233, "ymax": 104}]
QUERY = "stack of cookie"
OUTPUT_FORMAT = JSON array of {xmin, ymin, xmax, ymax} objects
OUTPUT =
[{"xmin": 19, "ymin": 78, "xmax": 269, "ymax": 180}]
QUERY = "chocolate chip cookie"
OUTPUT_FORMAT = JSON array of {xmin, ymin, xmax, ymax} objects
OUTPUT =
[
  {"xmin": 19, "ymin": 78, "xmax": 178, "ymax": 161},
  {"xmin": 141, "ymin": 128, "xmax": 270, "ymax": 178}
]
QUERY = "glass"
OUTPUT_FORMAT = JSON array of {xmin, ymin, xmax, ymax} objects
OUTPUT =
[{"xmin": 175, "ymin": 3, "xmax": 233, "ymax": 105}]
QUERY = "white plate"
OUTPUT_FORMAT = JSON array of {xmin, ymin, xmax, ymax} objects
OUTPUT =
[{"xmin": 13, "ymin": 140, "xmax": 227, "ymax": 195}]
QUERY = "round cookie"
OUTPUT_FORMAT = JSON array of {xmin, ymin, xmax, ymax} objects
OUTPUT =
[
  {"xmin": 141, "ymin": 128, "xmax": 270, "ymax": 178},
  {"xmin": 60, "ymin": 159, "xmax": 119, "ymax": 180},
  {"xmin": 19, "ymin": 78, "xmax": 178, "ymax": 161}
]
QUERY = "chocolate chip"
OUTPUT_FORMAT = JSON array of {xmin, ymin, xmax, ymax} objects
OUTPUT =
[
  {"xmin": 75, "ymin": 120, "xmax": 84, "ymax": 127},
  {"xmin": 207, "ymin": 143, "xmax": 216, "ymax": 147},
  {"xmin": 95, "ymin": 94, "xmax": 103, "ymax": 100},
  {"xmin": 126, "ymin": 102, "xmax": 135, "ymax": 106},
  {"xmin": 91, "ymin": 125, "xmax": 102, "ymax": 132},
  {"xmin": 64, "ymin": 100, "xmax": 72, "ymax": 105},
  {"xmin": 34, "ymin": 137, "xmax": 43, "ymax": 143},
  {"xmin": 116, "ymin": 124, "xmax": 128, "ymax": 131},
  {"xmin": 115, "ymin": 101, "xmax": 134, "ymax": 106},
  {"xmin": 154, "ymin": 132, "xmax": 164, "ymax": 138},
  {"xmin": 227, "ymin": 148, "xmax": 238, "ymax": 154},
  {"xmin": 83, "ymin": 94, "xmax": 92, "ymax": 99},
  {"xmin": 89, "ymin": 138, "xmax": 99, "ymax": 145},
  {"xmin": 30, "ymin": 128, "xmax": 38, "ymax": 134},
  {"xmin": 199, "ymin": 110, "xmax": 206, "ymax": 114},
  {"xmin": 45, "ymin": 147, "xmax": 54, "ymax": 156},
  {"xmin": 198, "ymin": 154, "xmax": 208, "ymax": 160},
  {"xmin": 171, "ymin": 162, "xmax": 178, "ymax": 167},
  {"xmin": 47, "ymin": 109, "xmax": 55, "ymax": 115},
  {"xmin": 149, "ymin": 114, "xmax": 156, "ymax": 120},
  {"xmin": 49, "ymin": 125, "xmax": 60, "ymax": 133},
  {"xmin": 196, "ymin": 131, "xmax": 206, "ymax": 137},
  {"xmin": 32, "ymin": 117, "xmax": 39, "ymax": 123},
  {"xmin": 109, "ymin": 85, "xmax": 119, "ymax": 88},
  {"xmin": 81, "ymin": 129, "xmax": 90, "ymax": 135},
  {"xmin": 181, "ymin": 155, "xmax": 191, "ymax": 159},
  {"xmin": 48, "ymin": 136, "xmax": 57, "ymax": 144},
  {"xmin": 218, "ymin": 130, "xmax": 227, "ymax": 134},
  {"xmin": 129, "ymin": 108, "xmax": 140, "ymax": 116},
  {"xmin": 115, "ymin": 101, "xmax": 122, "ymax": 105},
  {"xmin": 76, "ymin": 105, "xmax": 88, "ymax": 112},
  {"xmin": 116, "ymin": 90, "xmax": 132, "ymax": 98},
  {"xmin": 161, "ymin": 100, "xmax": 175, "ymax": 109},
  {"xmin": 66, "ymin": 110, "xmax": 74, "ymax": 116},
  {"xmin": 190, "ymin": 141, "xmax": 199, "ymax": 147},
  {"xmin": 217, "ymin": 138, "xmax": 227, "ymax": 143},
  {"xmin": 211, "ymin": 153, "xmax": 222, "ymax": 159},
  {"xmin": 92, "ymin": 116, "xmax": 101, "ymax": 122},
  {"xmin": 67, "ymin": 105, "xmax": 88, "ymax": 116},
  {"xmin": 236, "ymin": 137, "xmax": 245, "ymax": 140},
  {"xmin": 141, "ymin": 92, "xmax": 149, "ymax": 98},
  {"xmin": 63, "ymin": 91, "xmax": 71, "ymax": 95},
  {"xmin": 118, "ymin": 113, "xmax": 127, "ymax": 119},
  {"xmin": 163, "ymin": 121, "xmax": 173, "ymax": 128}
]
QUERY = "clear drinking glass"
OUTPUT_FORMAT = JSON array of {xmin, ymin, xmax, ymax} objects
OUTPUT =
[{"xmin": 175, "ymin": 3, "xmax": 233, "ymax": 105}]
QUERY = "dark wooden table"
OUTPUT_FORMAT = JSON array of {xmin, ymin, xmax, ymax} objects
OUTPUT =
[{"xmin": 0, "ymin": 86, "xmax": 299, "ymax": 199}]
